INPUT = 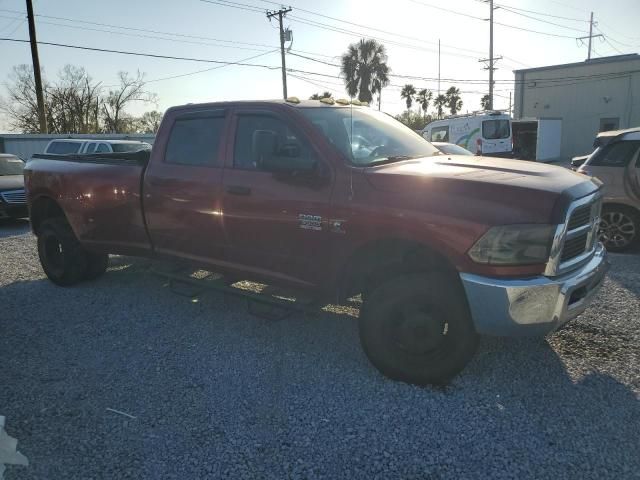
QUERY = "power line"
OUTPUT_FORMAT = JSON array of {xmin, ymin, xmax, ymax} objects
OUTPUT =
[
  {"xmin": 408, "ymin": 0, "xmax": 576, "ymax": 38},
  {"xmin": 143, "ymin": 49, "xmax": 279, "ymax": 84},
  {"xmin": 252, "ymin": 0, "xmax": 488, "ymax": 56},
  {"xmin": 0, "ymin": 37, "xmax": 282, "ymax": 69},
  {"xmin": 198, "ymin": 0, "xmax": 513, "ymax": 62},
  {"xmin": 0, "ymin": 8, "xmax": 279, "ymax": 50},
  {"xmin": 595, "ymin": 26, "xmax": 640, "ymax": 49},
  {"xmin": 497, "ymin": 6, "xmax": 587, "ymax": 33},
  {"xmin": 3, "ymin": 37, "xmax": 635, "ymax": 88},
  {"xmin": 492, "ymin": 3, "xmax": 588, "ymax": 22}
]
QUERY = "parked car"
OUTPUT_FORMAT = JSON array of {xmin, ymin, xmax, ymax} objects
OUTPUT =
[
  {"xmin": 432, "ymin": 142, "xmax": 474, "ymax": 156},
  {"xmin": 577, "ymin": 127, "xmax": 640, "ymax": 252},
  {"xmin": 0, "ymin": 154, "xmax": 27, "ymax": 219},
  {"xmin": 570, "ymin": 127, "xmax": 637, "ymax": 170},
  {"xmin": 43, "ymin": 139, "xmax": 151, "ymax": 155},
  {"xmin": 25, "ymin": 99, "xmax": 607, "ymax": 385},
  {"xmin": 421, "ymin": 111, "xmax": 513, "ymax": 157}
]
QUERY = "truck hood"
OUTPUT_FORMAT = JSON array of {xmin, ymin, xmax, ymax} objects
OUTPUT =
[
  {"xmin": 364, "ymin": 155, "xmax": 600, "ymax": 225},
  {"xmin": 0, "ymin": 175, "xmax": 24, "ymax": 192}
]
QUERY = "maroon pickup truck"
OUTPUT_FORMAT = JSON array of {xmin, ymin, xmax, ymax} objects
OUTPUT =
[{"xmin": 25, "ymin": 99, "xmax": 608, "ymax": 385}]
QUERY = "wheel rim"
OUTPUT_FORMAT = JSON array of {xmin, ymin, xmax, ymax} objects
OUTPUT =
[
  {"xmin": 599, "ymin": 211, "xmax": 636, "ymax": 249},
  {"xmin": 387, "ymin": 302, "xmax": 449, "ymax": 356},
  {"xmin": 43, "ymin": 233, "xmax": 65, "ymax": 274}
]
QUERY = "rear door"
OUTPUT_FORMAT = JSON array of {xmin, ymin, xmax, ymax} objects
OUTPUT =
[
  {"xmin": 143, "ymin": 108, "xmax": 229, "ymax": 263},
  {"xmin": 481, "ymin": 118, "xmax": 512, "ymax": 155},
  {"xmin": 221, "ymin": 108, "xmax": 333, "ymax": 286}
]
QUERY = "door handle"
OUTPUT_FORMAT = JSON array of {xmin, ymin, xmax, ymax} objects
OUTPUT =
[{"xmin": 226, "ymin": 185, "xmax": 252, "ymax": 196}]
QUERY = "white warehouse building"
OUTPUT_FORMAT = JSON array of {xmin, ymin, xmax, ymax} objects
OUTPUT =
[{"xmin": 513, "ymin": 53, "xmax": 640, "ymax": 160}]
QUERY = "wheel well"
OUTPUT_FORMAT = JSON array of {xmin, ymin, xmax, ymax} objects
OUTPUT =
[
  {"xmin": 30, "ymin": 196, "xmax": 66, "ymax": 235},
  {"xmin": 337, "ymin": 239, "xmax": 459, "ymax": 302},
  {"xmin": 602, "ymin": 202, "xmax": 640, "ymax": 217}
]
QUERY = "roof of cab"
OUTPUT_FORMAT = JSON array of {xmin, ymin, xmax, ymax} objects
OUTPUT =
[{"xmin": 167, "ymin": 99, "xmax": 366, "ymax": 113}]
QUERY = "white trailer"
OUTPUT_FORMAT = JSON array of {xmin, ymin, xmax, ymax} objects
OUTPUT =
[{"xmin": 512, "ymin": 118, "xmax": 562, "ymax": 162}]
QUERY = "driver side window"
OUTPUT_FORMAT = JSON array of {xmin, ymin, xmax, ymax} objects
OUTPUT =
[{"xmin": 233, "ymin": 115, "xmax": 315, "ymax": 171}]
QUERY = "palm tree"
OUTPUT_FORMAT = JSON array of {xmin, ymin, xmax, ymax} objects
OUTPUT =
[
  {"xmin": 400, "ymin": 84, "xmax": 416, "ymax": 113},
  {"xmin": 416, "ymin": 88, "xmax": 432, "ymax": 122},
  {"xmin": 480, "ymin": 94, "xmax": 491, "ymax": 110},
  {"xmin": 341, "ymin": 39, "xmax": 390, "ymax": 104},
  {"xmin": 434, "ymin": 94, "xmax": 447, "ymax": 119},
  {"xmin": 309, "ymin": 91, "xmax": 333, "ymax": 100},
  {"xmin": 445, "ymin": 86, "xmax": 463, "ymax": 115}
]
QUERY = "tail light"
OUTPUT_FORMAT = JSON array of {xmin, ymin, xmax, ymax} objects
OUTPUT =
[{"xmin": 476, "ymin": 138, "xmax": 482, "ymax": 155}]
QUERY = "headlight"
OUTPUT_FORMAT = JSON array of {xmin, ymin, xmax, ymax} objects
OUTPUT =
[{"xmin": 468, "ymin": 224, "xmax": 556, "ymax": 265}]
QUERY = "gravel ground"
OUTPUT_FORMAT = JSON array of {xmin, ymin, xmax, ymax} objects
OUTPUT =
[{"xmin": 1, "ymin": 219, "xmax": 639, "ymax": 479}]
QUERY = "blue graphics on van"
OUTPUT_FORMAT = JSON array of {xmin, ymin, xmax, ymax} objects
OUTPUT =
[{"xmin": 455, "ymin": 128, "xmax": 480, "ymax": 149}]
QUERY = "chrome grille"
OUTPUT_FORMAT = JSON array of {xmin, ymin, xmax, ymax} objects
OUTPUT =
[
  {"xmin": 545, "ymin": 193, "xmax": 602, "ymax": 276},
  {"xmin": 0, "ymin": 189, "xmax": 26, "ymax": 205}
]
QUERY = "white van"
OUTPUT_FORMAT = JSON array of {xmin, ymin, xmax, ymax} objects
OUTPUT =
[
  {"xmin": 421, "ymin": 112, "xmax": 513, "ymax": 157},
  {"xmin": 44, "ymin": 139, "xmax": 151, "ymax": 155}
]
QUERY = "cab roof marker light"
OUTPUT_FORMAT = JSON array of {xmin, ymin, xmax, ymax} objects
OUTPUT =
[
  {"xmin": 335, "ymin": 98, "xmax": 350, "ymax": 105},
  {"xmin": 285, "ymin": 96, "xmax": 300, "ymax": 104},
  {"xmin": 319, "ymin": 97, "xmax": 335, "ymax": 105}
]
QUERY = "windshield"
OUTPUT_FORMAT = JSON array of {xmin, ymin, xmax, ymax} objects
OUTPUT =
[
  {"xmin": 111, "ymin": 143, "xmax": 151, "ymax": 153},
  {"xmin": 0, "ymin": 156, "xmax": 25, "ymax": 175},
  {"xmin": 299, "ymin": 107, "xmax": 439, "ymax": 166},
  {"xmin": 436, "ymin": 143, "xmax": 474, "ymax": 156}
]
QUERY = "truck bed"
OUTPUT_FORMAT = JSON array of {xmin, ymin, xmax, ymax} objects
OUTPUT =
[{"xmin": 26, "ymin": 151, "xmax": 152, "ymax": 256}]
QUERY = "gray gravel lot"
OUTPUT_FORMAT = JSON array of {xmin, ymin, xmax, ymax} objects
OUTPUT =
[{"xmin": 1, "ymin": 219, "xmax": 639, "ymax": 479}]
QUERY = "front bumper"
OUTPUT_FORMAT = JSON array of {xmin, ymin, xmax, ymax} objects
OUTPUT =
[{"xmin": 460, "ymin": 243, "xmax": 609, "ymax": 336}]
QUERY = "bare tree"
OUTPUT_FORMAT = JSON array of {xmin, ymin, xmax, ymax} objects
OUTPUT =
[
  {"xmin": 102, "ymin": 71, "xmax": 157, "ymax": 133},
  {"xmin": 47, "ymin": 65, "xmax": 102, "ymax": 133},
  {"xmin": 0, "ymin": 64, "xmax": 48, "ymax": 133},
  {"xmin": 135, "ymin": 110, "xmax": 163, "ymax": 134}
]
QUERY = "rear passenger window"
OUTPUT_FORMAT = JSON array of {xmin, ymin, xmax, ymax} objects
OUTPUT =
[
  {"xmin": 95, "ymin": 143, "xmax": 109, "ymax": 153},
  {"xmin": 165, "ymin": 116, "xmax": 225, "ymax": 166},
  {"xmin": 590, "ymin": 141, "xmax": 640, "ymax": 167},
  {"xmin": 86, "ymin": 143, "xmax": 97, "ymax": 153},
  {"xmin": 430, "ymin": 126, "xmax": 449, "ymax": 142}
]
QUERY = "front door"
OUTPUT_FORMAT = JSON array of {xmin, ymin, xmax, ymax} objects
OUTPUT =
[
  {"xmin": 144, "ymin": 109, "xmax": 229, "ymax": 263},
  {"xmin": 221, "ymin": 109, "xmax": 333, "ymax": 287}
]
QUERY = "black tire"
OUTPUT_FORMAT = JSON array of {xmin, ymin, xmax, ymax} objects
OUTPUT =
[
  {"xmin": 37, "ymin": 218, "xmax": 88, "ymax": 286},
  {"xmin": 359, "ymin": 272, "xmax": 478, "ymax": 385},
  {"xmin": 599, "ymin": 205, "xmax": 639, "ymax": 252},
  {"xmin": 84, "ymin": 252, "xmax": 109, "ymax": 281}
]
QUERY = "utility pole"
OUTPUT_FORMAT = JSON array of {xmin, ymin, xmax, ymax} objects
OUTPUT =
[
  {"xmin": 266, "ymin": 7, "xmax": 292, "ymax": 99},
  {"xmin": 577, "ymin": 12, "xmax": 603, "ymax": 60},
  {"xmin": 25, "ymin": 0, "xmax": 47, "ymax": 133},
  {"xmin": 479, "ymin": 0, "xmax": 501, "ymax": 111},
  {"xmin": 438, "ymin": 39, "xmax": 441, "ymax": 97}
]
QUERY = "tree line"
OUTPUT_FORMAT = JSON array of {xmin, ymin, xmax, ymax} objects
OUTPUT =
[
  {"xmin": 334, "ymin": 38, "xmax": 494, "ymax": 129},
  {"xmin": 0, "ymin": 65, "xmax": 162, "ymax": 134}
]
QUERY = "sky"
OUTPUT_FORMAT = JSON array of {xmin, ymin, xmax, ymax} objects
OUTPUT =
[{"xmin": 0, "ymin": 0, "xmax": 639, "ymax": 132}]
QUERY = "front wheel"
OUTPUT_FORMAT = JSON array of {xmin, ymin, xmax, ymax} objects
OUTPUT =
[
  {"xmin": 598, "ymin": 206, "xmax": 639, "ymax": 252},
  {"xmin": 359, "ymin": 272, "xmax": 478, "ymax": 385}
]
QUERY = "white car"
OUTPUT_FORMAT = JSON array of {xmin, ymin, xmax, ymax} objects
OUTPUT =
[{"xmin": 44, "ymin": 139, "xmax": 151, "ymax": 155}]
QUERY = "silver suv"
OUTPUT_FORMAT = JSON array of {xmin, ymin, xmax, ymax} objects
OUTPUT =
[{"xmin": 577, "ymin": 128, "xmax": 640, "ymax": 252}]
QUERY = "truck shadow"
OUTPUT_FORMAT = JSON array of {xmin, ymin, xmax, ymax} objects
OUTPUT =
[
  {"xmin": 1, "ymin": 257, "xmax": 639, "ymax": 478},
  {"xmin": 0, "ymin": 218, "xmax": 30, "ymax": 238}
]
